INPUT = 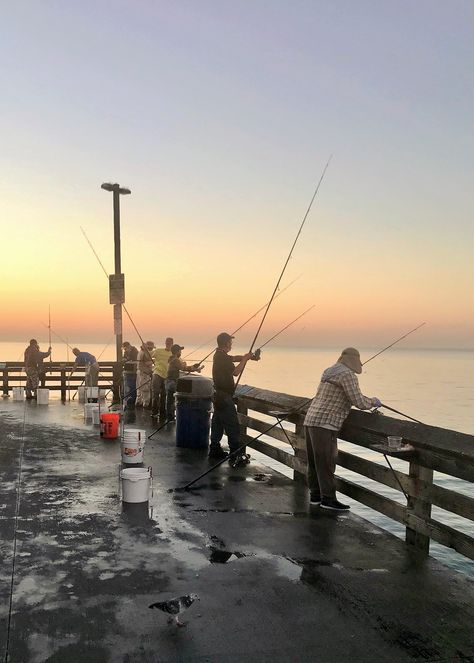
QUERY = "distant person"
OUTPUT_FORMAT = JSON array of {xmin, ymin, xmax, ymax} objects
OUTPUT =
[
  {"xmin": 136, "ymin": 341, "xmax": 155, "ymax": 409},
  {"xmin": 70, "ymin": 348, "xmax": 100, "ymax": 387},
  {"xmin": 165, "ymin": 344, "xmax": 202, "ymax": 421},
  {"xmin": 151, "ymin": 337, "xmax": 173, "ymax": 421},
  {"xmin": 210, "ymin": 332, "xmax": 260, "ymax": 466},
  {"xmin": 24, "ymin": 339, "xmax": 51, "ymax": 399},
  {"xmin": 304, "ymin": 347, "xmax": 381, "ymax": 511},
  {"xmin": 122, "ymin": 341, "xmax": 139, "ymax": 409}
]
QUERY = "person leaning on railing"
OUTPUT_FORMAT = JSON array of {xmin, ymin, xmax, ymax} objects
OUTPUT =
[
  {"xmin": 69, "ymin": 348, "xmax": 100, "ymax": 387},
  {"xmin": 165, "ymin": 344, "xmax": 202, "ymax": 421},
  {"xmin": 24, "ymin": 339, "xmax": 51, "ymax": 399},
  {"xmin": 304, "ymin": 347, "xmax": 381, "ymax": 512}
]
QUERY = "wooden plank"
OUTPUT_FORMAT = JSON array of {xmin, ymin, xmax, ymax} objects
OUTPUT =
[
  {"xmin": 405, "ymin": 512, "xmax": 474, "ymax": 561},
  {"xmin": 335, "ymin": 477, "xmax": 408, "ymax": 524},
  {"xmin": 338, "ymin": 450, "xmax": 474, "ymax": 521}
]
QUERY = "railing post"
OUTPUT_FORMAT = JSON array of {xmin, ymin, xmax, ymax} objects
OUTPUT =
[
  {"xmin": 406, "ymin": 461, "xmax": 433, "ymax": 555},
  {"xmin": 2, "ymin": 367, "xmax": 8, "ymax": 396},
  {"xmin": 237, "ymin": 399, "xmax": 248, "ymax": 442},
  {"xmin": 112, "ymin": 362, "xmax": 122, "ymax": 404},
  {"xmin": 60, "ymin": 365, "xmax": 66, "ymax": 402},
  {"xmin": 293, "ymin": 423, "xmax": 307, "ymax": 483}
]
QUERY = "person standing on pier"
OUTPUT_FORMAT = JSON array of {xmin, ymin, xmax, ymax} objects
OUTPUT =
[
  {"xmin": 24, "ymin": 339, "xmax": 51, "ymax": 399},
  {"xmin": 70, "ymin": 348, "xmax": 100, "ymax": 387},
  {"xmin": 151, "ymin": 337, "xmax": 173, "ymax": 421},
  {"xmin": 165, "ymin": 344, "xmax": 202, "ymax": 421},
  {"xmin": 136, "ymin": 341, "xmax": 155, "ymax": 409},
  {"xmin": 122, "ymin": 341, "xmax": 139, "ymax": 409},
  {"xmin": 209, "ymin": 332, "xmax": 260, "ymax": 465},
  {"xmin": 304, "ymin": 347, "xmax": 381, "ymax": 511}
]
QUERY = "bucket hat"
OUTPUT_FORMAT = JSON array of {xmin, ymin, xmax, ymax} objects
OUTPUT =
[{"xmin": 338, "ymin": 347, "xmax": 362, "ymax": 374}]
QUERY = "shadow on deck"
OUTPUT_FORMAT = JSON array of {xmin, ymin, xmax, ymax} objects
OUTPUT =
[{"xmin": 0, "ymin": 399, "xmax": 473, "ymax": 662}]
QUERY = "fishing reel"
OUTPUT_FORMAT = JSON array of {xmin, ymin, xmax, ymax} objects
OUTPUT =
[{"xmin": 251, "ymin": 349, "xmax": 261, "ymax": 361}]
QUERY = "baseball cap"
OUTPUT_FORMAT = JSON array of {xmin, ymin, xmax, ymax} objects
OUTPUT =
[{"xmin": 171, "ymin": 344, "xmax": 184, "ymax": 354}]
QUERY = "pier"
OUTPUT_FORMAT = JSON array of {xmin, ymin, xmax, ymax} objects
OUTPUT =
[{"xmin": 1, "ymin": 391, "xmax": 473, "ymax": 662}]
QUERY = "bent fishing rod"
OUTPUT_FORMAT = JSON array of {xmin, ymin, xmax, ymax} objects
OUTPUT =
[
  {"xmin": 178, "ymin": 321, "xmax": 425, "ymax": 490},
  {"xmin": 234, "ymin": 156, "xmax": 332, "ymax": 391},
  {"xmin": 183, "ymin": 274, "xmax": 303, "ymax": 361}
]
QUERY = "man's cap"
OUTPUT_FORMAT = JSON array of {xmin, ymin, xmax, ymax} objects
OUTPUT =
[
  {"xmin": 171, "ymin": 344, "xmax": 184, "ymax": 354},
  {"xmin": 29, "ymin": 339, "xmax": 38, "ymax": 345},
  {"xmin": 217, "ymin": 332, "xmax": 234, "ymax": 346},
  {"xmin": 122, "ymin": 341, "xmax": 131, "ymax": 347},
  {"xmin": 145, "ymin": 341, "xmax": 155, "ymax": 348}
]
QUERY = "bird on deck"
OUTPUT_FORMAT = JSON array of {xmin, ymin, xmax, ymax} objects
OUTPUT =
[{"xmin": 149, "ymin": 593, "xmax": 200, "ymax": 627}]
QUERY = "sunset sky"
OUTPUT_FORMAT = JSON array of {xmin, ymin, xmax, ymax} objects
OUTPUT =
[{"xmin": 1, "ymin": 1, "xmax": 473, "ymax": 350}]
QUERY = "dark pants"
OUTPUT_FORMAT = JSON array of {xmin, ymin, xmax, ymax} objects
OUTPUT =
[
  {"xmin": 210, "ymin": 392, "xmax": 241, "ymax": 453},
  {"xmin": 123, "ymin": 373, "xmax": 137, "ymax": 408},
  {"xmin": 305, "ymin": 426, "xmax": 338, "ymax": 500},
  {"xmin": 165, "ymin": 379, "xmax": 177, "ymax": 420},
  {"xmin": 152, "ymin": 374, "xmax": 166, "ymax": 420}
]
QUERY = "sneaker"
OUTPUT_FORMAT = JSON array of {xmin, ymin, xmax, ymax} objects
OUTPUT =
[
  {"xmin": 310, "ymin": 493, "xmax": 321, "ymax": 505},
  {"xmin": 229, "ymin": 453, "xmax": 251, "ymax": 468},
  {"xmin": 321, "ymin": 499, "xmax": 350, "ymax": 511},
  {"xmin": 208, "ymin": 447, "xmax": 228, "ymax": 461}
]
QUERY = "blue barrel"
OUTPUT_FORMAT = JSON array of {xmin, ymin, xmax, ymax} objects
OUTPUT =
[{"xmin": 175, "ymin": 376, "xmax": 214, "ymax": 449}]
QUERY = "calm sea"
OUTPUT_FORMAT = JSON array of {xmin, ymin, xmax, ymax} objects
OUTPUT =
[{"xmin": 2, "ymin": 342, "xmax": 473, "ymax": 577}]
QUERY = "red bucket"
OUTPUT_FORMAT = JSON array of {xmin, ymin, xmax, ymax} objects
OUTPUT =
[{"xmin": 100, "ymin": 413, "xmax": 120, "ymax": 439}]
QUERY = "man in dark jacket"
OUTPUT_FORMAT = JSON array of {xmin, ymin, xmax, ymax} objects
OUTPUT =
[
  {"xmin": 24, "ymin": 339, "xmax": 51, "ymax": 399},
  {"xmin": 122, "ymin": 341, "xmax": 139, "ymax": 409},
  {"xmin": 209, "ymin": 332, "xmax": 260, "ymax": 466}
]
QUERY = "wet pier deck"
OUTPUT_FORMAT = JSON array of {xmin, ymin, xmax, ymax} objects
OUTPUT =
[{"xmin": 1, "ymin": 399, "xmax": 473, "ymax": 663}]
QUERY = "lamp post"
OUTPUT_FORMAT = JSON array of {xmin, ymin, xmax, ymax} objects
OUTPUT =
[{"xmin": 101, "ymin": 182, "xmax": 131, "ymax": 402}]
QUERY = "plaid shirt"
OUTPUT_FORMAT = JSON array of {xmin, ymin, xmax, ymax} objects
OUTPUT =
[{"xmin": 304, "ymin": 363, "xmax": 374, "ymax": 430}]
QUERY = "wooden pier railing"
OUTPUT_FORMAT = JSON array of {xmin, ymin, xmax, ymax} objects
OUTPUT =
[
  {"xmin": 0, "ymin": 361, "xmax": 121, "ymax": 400},
  {"xmin": 236, "ymin": 385, "xmax": 474, "ymax": 561}
]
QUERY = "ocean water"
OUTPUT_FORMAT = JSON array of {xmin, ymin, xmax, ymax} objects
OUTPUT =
[{"xmin": 2, "ymin": 342, "xmax": 473, "ymax": 576}]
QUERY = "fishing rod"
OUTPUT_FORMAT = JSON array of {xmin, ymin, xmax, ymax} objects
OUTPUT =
[
  {"xmin": 234, "ymin": 156, "xmax": 332, "ymax": 390},
  {"xmin": 255, "ymin": 305, "xmax": 315, "ymax": 354},
  {"xmin": 362, "ymin": 322, "xmax": 426, "ymax": 365},
  {"xmin": 375, "ymin": 403, "xmax": 423, "ymax": 424},
  {"xmin": 48, "ymin": 306, "xmax": 52, "ymax": 366},
  {"xmin": 183, "ymin": 274, "xmax": 303, "ymax": 361}
]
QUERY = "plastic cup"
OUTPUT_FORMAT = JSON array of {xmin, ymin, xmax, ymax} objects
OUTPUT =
[{"xmin": 387, "ymin": 436, "xmax": 403, "ymax": 450}]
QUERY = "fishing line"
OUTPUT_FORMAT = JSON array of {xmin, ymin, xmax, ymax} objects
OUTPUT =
[
  {"xmin": 184, "ymin": 274, "xmax": 303, "ymax": 361},
  {"xmin": 256, "ymin": 305, "xmax": 315, "ymax": 352},
  {"xmin": 362, "ymin": 323, "xmax": 426, "ymax": 366},
  {"xmin": 4, "ymin": 387, "xmax": 29, "ymax": 662},
  {"xmin": 235, "ymin": 156, "xmax": 332, "ymax": 390}
]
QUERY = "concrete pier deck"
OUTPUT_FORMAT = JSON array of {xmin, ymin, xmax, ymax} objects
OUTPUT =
[{"xmin": 1, "ymin": 399, "xmax": 473, "ymax": 662}]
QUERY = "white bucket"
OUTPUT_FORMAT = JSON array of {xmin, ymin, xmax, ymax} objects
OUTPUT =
[
  {"xmin": 12, "ymin": 387, "xmax": 25, "ymax": 402},
  {"xmin": 121, "ymin": 467, "xmax": 152, "ymax": 503},
  {"xmin": 122, "ymin": 429, "xmax": 147, "ymax": 442},
  {"xmin": 121, "ymin": 440, "xmax": 145, "ymax": 464},
  {"xmin": 86, "ymin": 387, "xmax": 99, "ymax": 400},
  {"xmin": 37, "ymin": 388, "xmax": 49, "ymax": 405},
  {"xmin": 84, "ymin": 403, "xmax": 100, "ymax": 422},
  {"xmin": 92, "ymin": 407, "xmax": 101, "ymax": 425},
  {"xmin": 78, "ymin": 386, "xmax": 87, "ymax": 403}
]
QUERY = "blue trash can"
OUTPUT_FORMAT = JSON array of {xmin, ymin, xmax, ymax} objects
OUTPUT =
[{"xmin": 175, "ymin": 376, "xmax": 214, "ymax": 449}]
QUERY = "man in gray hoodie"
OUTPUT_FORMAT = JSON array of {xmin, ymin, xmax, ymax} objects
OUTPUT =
[{"xmin": 304, "ymin": 347, "xmax": 381, "ymax": 511}]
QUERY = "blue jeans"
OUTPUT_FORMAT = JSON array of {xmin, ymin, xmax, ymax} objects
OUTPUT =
[
  {"xmin": 210, "ymin": 392, "xmax": 241, "ymax": 453},
  {"xmin": 123, "ymin": 373, "xmax": 137, "ymax": 408}
]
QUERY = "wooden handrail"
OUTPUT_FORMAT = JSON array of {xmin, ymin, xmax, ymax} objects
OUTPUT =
[{"xmin": 235, "ymin": 384, "xmax": 474, "ymax": 562}]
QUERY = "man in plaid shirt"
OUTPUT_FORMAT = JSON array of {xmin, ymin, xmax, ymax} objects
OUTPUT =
[{"xmin": 304, "ymin": 347, "xmax": 381, "ymax": 511}]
